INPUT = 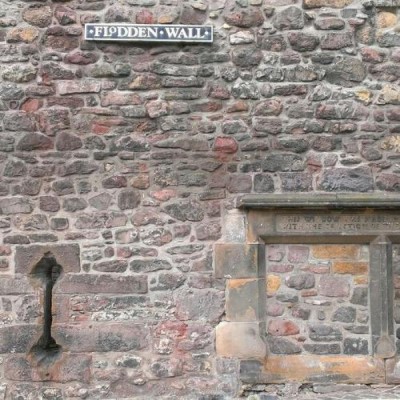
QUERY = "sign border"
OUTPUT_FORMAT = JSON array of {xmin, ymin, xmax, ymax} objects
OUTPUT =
[{"xmin": 84, "ymin": 23, "xmax": 214, "ymax": 43}]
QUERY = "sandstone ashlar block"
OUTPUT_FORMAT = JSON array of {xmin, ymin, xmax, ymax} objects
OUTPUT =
[
  {"xmin": 216, "ymin": 321, "xmax": 267, "ymax": 359},
  {"xmin": 226, "ymin": 279, "xmax": 265, "ymax": 322},
  {"xmin": 15, "ymin": 244, "xmax": 80, "ymax": 275},
  {"xmin": 312, "ymin": 245, "xmax": 359, "ymax": 260},
  {"xmin": 222, "ymin": 210, "xmax": 246, "ymax": 242},
  {"xmin": 240, "ymin": 355, "xmax": 385, "ymax": 384},
  {"xmin": 386, "ymin": 357, "xmax": 400, "ymax": 384},
  {"xmin": 267, "ymin": 274, "xmax": 281, "ymax": 296},
  {"xmin": 214, "ymin": 243, "xmax": 265, "ymax": 279},
  {"xmin": 370, "ymin": 235, "xmax": 395, "ymax": 358},
  {"xmin": 333, "ymin": 261, "xmax": 368, "ymax": 275}
]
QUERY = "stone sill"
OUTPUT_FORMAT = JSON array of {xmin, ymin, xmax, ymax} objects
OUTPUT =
[{"xmin": 238, "ymin": 193, "xmax": 400, "ymax": 210}]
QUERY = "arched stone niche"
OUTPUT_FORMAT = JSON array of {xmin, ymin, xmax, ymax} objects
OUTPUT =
[{"xmin": 215, "ymin": 194, "xmax": 400, "ymax": 385}]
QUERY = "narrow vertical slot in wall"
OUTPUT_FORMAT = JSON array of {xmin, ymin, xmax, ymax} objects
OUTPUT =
[{"xmin": 28, "ymin": 252, "xmax": 63, "ymax": 365}]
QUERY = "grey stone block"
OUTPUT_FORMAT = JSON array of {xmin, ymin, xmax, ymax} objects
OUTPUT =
[{"xmin": 15, "ymin": 244, "xmax": 80, "ymax": 275}]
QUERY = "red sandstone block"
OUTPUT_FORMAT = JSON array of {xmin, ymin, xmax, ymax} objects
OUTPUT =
[
  {"xmin": 268, "ymin": 319, "xmax": 300, "ymax": 336},
  {"xmin": 101, "ymin": 92, "xmax": 142, "ymax": 107},
  {"xmin": 288, "ymin": 245, "xmax": 309, "ymax": 263},
  {"xmin": 213, "ymin": 137, "xmax": 238, "ymax": 154}
]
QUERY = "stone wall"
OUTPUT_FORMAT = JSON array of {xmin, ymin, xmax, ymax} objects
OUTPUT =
[
  {"xmin": 1, "ymin": 0, "xmax": 400, "ymax": 398},
  {"xmin": 266, "ymin": 244, "xmax": 370, "ymax": 356}
]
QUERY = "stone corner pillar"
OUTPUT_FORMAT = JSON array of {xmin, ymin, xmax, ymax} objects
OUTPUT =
[
  {"xmin": 370, "ymin": 235, "xmax": 396, "ymax": 359},
  {"xmin": 216, "ymin": 321, "xmax": 267, "ymax": 359},
  {"xmin": 214, "ymin": 241, "xmax": 267, "ymax": 360}
]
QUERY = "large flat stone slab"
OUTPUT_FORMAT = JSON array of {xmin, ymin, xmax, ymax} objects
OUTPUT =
[{"xmin": 240, "ymin": 355, "xmax": 385, "ymax": 384}]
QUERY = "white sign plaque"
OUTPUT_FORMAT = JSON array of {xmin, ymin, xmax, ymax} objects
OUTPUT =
[{"xmin": 85, "ymin": 24, "xmax": 213, "ymax": 43}]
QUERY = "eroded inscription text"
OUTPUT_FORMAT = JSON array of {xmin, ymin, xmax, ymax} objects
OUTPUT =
[{"xmin": 276, "ymin": 214, "xmax": 400, "ymax": 233}]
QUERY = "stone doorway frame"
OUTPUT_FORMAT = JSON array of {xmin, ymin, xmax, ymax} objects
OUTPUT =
[{"xmin": 215, "ymin": 194, "xmax": 400, "ymax": 385}]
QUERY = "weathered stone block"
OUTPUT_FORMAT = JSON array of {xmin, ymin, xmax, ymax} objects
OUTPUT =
[
  {"xmin": 224, "ymin": 9, "xmax": 264, "ymax": 28},
  {"xmin": 267, "ymin": 275, "xmax": 281, "ymax": 296},
  {"xmin": 23, "ymin": 5, "xmax": 52, "ymax": 28},
  {"xmin": 326, "ymin": 58, "xmax": 367, "ymax": 87},
  {"xmin": 216, "ymin": 321, "xmax": 266, "ymax": 358},
  {"xmin": 59, "ymin": 274, "xmax": 148, "ymax": 294},
  {"xmin": 319, "ymin": 276, "xmax": 350, "ymax": 297},
  {"xmin": 0, "ymin": 325, "xmax": 40, "ymax": 353},
  {"xmin": 343, "ymin": 338, "xmax": 369, "ymax": 355},
  {"xmin": 118, "ymin": 189, "xmax": 141, "ymax": 210},
  {"xmin": 321, "ymin": 33, "xmax": 353, "ymax": 50},
  {"xmin": 53, "ymin": 323, "xmax": 148, "ymax": 352},
  {"xmin": 7, "ymin": 27, "xmax": 39, "ymax": 43},
  {"xmin": 304, "ymin": 0, "xmax": 353, "ymax": 7},
  {"xmin": 4, "ymin": 354, "xmax": 91, "ymax": 383},
  {"xmin": 226, "ymin": 279, "xmax": 264, "ymax": 322},
  {"xmin": 332, "ymin": 306, "xmax": 356, "ymax": 323},
  {"xmin": 267, "ymin": 337, "xmax": 301, "ymax": 354},
  {"xmin": 241, "ymin": 355, "xmax": 385, "ymax": 384},
  {"xmin": 288, "ymin": 32, "xmax": 319, "ymax": 52},
  {"xmin": 215, "ymin": 243, "xmax": 265, "ymax": 279},
  {"xmin": 57, "ymin": 80, "xmax": 101, "ymax": 95},
  {"xmin": 312, "ymin": 245, "xmax": 359, "ymax": 260},
  {"xmin": 0, "ymin": 277, "xmax": 33, "ymax": 295},
  {"xmin": 254, "ymin": 174, "xmax": 275, "ymax": 193},
  {"xmin": 333, "ymin": 261, "xmax": 368, "ymax": 275},
  {"xmin": 318, "ymin": 167, "xmax": 373, "ymax": 192},
  {"xmin": 0, "ymin": 198, "xmax": 33, "ymax": 215},
  {"xmin": 268, "ymin": 319, "xmax": 300, "ymax": 336},
  {"xmin": 386, "ymin": 357, "xmax": 400, "ymax": 384},
  {"xmin": 351, "ymin": 287, "xmax": 368, "ymax": 306},
  {"xmin": 15, "ymin": 244, "xmax": 80, "ymax": 275},
  {"xmin": 150, "ymin": 272, "xmax": 185, "ymax": 291},
  {"xmin": 273, "ymin": 7, "xmax": 304, "ymax": 30},
  {"xmin": 286, "ymin": 273, "xmax": 315, "ymax": 290},
  {"xmin": 175, "ymin": 288, "xmax": 224, "ymax": 322},
  {"xmin": 221, "ymin": 210, "xmax": 246, "ymax": 243},
  {"xmin": 309, "ymin": 324, "xmax": 343, "ymax": 342},
  {"xmin": 314, "ymin": 18, "xmax": 345, "ymax": 30}
]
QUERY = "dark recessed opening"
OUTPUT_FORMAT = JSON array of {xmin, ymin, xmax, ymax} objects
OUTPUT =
[{"xmin": 29, "ymin": 252, "xmax": 63, "ymax": 365}]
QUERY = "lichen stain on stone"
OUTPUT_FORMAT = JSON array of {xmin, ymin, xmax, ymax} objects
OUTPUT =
[
  {"xmin": 381, "ymin": 136, "xmax": 400, "ymax": 152},
  {"xmin": 355, "ymin": 88, "xmax": 373, "ymax": 105},
  {"xmin": 377, "ymin": 85, "xmax": 400, "ymax": 105}
]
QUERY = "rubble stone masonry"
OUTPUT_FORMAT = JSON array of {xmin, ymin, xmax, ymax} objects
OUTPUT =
[{"xmin": 2, "ymin": 0, "xmax": 400, "ymax": 398}]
